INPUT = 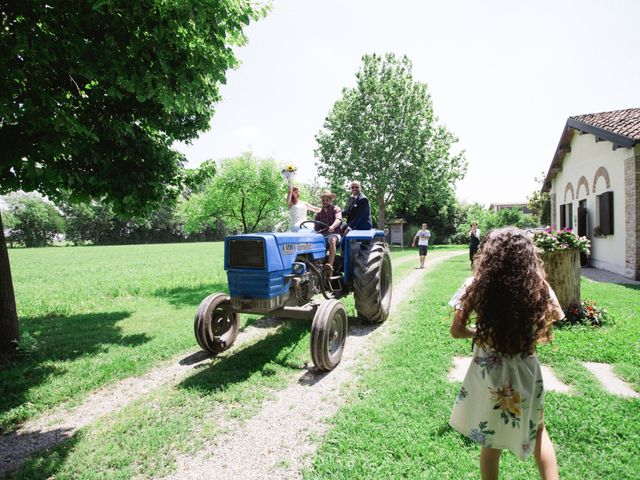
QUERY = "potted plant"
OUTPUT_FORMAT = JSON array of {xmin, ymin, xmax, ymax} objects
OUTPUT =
[{"xmin": 532, "ymin": 228, "xmax": 591, "ymax": 309}]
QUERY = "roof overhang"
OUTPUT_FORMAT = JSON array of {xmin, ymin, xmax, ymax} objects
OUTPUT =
[{"xmin": 542, "ymin": 118, "xmax": 638, "ymax": 193}]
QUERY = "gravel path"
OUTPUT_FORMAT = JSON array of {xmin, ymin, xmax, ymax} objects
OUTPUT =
[
  {"xmin": 0, "ymin": 250, "xmax": 461, "ymax": 475},
  {"xmin": 163, "ymin": 251, "xmax": 462, "ymax": 480},
  {"xmin": 0, "ymin": 316, "xmax": 282, "ymax": 474}
]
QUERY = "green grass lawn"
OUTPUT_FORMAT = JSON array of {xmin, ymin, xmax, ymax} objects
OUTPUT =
[
  {"xmin": 4, "ymin": 246, "xmax": 636, "ymax": 479},
  {"xmin": 304, "ymin": 255, "xmax": 640, "ymax": 480},
  {"xmin": 1, "ymin": 242, "xmax": 440, "ymax": 434},
  {"xmin": 2, "ymin": 244, "xmax": 460, "ymax": 479},
  {"xmin": 2, "ymin": 242, "xmax": 228, "ymax": 433}
]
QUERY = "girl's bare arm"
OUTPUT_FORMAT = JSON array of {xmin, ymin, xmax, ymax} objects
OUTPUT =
[
  {"xmin": 450, "ymin": 308, "xmax": 476, "ymax": 339},
  {"xmin": 546, "ymin": 282, "xmax": 565, "ymax": 322},
  {"xmin": 286, "ymin": 180, "xmax": 294, "ymax": 208}
]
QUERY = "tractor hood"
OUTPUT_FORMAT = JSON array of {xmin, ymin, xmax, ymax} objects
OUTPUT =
[{"xmin": 224, "ymin": 230, "xmax": 326, "ymax": 272}]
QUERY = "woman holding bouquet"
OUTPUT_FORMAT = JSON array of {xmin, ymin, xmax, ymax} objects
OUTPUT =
[{"xmin": 285, "ymin": 167, "xmax": 319, "ymax": 230}]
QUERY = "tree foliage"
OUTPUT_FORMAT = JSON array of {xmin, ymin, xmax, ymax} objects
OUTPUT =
[
  {"xmin": 2, "ymin": 192, "xmax": 65, "ymax": 247},
  {"xmin": 0, "ymin": 0, "xmax": 264, "ymax": 359},
  {"xmin": 0, "ymin": 0, "xmax": 264, "ymax": 211},
  {"xmin": 315, "ymin": 53, "xmax": 466, "ymax": 227},
  {"xmin": 452, "ymin": 204, "xmax": 539, "ymax": 244},
  {"xmin": 527, "ymin": 172, "xmax": 551, "ymax": 226},
  {"xmin": 182, "ymin": 159, "xmax": 217, "ymax": 199},
  {"xmin": 184, "ymin": 153, "xmax": 286, "ymax": 234}
]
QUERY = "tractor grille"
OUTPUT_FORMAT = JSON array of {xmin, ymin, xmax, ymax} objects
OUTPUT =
[{"xmin": 229, "ymin": 239, "xmax": 265, "ymax": 269}]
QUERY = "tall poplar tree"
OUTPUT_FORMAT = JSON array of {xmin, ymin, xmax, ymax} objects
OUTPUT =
[{"xmin": 315, "ymin": 53, "xmax": 466, "ymax": 227}]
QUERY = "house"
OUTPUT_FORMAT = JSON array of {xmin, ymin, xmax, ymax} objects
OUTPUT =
[
  {"xmin": 542, "ymin": 108, "xmax": 640, "ymax": 280},
  {"xmin": 488, "ymin": 202, "xmax": 531, "ymax": 214}
]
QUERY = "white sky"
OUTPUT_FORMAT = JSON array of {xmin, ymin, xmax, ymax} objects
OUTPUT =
[{"xmin": 174, "ymin": 0, "xmax": 640, "ymax": 206}]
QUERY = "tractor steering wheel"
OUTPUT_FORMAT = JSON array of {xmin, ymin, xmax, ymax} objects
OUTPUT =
[{"xmin": 299, "ymin": 220, "xmax": 331, "ymax": 234}]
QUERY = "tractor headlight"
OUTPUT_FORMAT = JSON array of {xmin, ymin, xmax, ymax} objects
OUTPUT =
[{"xmin": 292, "ymin": 262, "xmax": 306, "ymax": 275}]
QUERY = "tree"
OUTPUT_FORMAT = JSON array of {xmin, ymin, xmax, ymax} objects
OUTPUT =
[
  {"xmin": 0, "ymin": 0, "xmax": 264, "ymax": 360},
  {"xmin": 61, "ymin": 197, "xmax": 115, "ymax": 245},
  {"xmin": 184, "ymin": 153, "xmax": 286, "ymax": 235},
  {"xmin": 528, "ymin": 172, "xmax": 551, "ymax": 226},
  {"xmin": 453, "ymin": 203, "xmax": 538, "ymax": 244},
  {"xmin": 315, "ymin": 53, "xmax": 466, "ymax": 227},
  {"xmin": 492, "ymin": 208, "xmax": 538, "ymax": 230},
  {"xmin": 3, "ymin": 192, "xmax": 65, "ymax": 247},
  {"xmin": 182, "ymin": 159, "xmax": 218, "ymax": 199}
]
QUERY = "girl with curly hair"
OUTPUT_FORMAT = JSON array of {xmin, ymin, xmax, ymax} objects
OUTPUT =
[{"xmin": 448, "ymin": 227, "xmax": 565, "ymax": 480}]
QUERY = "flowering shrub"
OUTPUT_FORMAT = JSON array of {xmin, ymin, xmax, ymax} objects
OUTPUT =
[
  {"xmin": 560, "ymin": 299, "xmax": 611, "ymax": 327},
  {"xmin": 533, "ymin": 228, "xmax": 591, "ymax": 255}
]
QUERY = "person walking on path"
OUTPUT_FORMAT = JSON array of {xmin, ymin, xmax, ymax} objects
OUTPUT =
[
  {"xmin": 469, "ymin": 222, "xmax": 481, "ymax": 267},
  {"xmin": 448, "ymin": 227, "xmax": 564, "ymax": 480},
  {"xmin": 286, "ymin": 178, "xmax": 320, "ymax": 230},
  {"xmin": 343, "ymin": 180, "xmax": 372, "ymax": 232},
  {"xmin": 411, "ymin": 223, "xmax": 431, "ymax": 268}
]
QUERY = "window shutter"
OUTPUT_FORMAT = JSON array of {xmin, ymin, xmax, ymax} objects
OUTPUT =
[
  {"xmin": 600, "ymin": 191, "xmax": 614, "ymax": 235},
  {"xmin": 606, "ymin": 191, "xmax": 614, "ymax": 235},
  {"xmin": 567, "ymin": 204, "xmax": 573, "ymax": 230},
  {"xmin": 560, "ymin": 204, "xmax": 566, "ymax": 229},
  {"xmin": 577, "ymin": 205, "xmax": 587, "ymax": 237}
]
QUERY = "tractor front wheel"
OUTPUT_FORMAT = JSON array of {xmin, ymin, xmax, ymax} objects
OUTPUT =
[
  {"xmin": 194, "ymin": 293, "xmax": 240, "ymax": 354},
  {"xmin": 310, "ymin": 299, "xmax": 348, "ymax": 371},
  {"xmin": 353, "ymin": 241, "xmax": 392, "ymax": 323}
]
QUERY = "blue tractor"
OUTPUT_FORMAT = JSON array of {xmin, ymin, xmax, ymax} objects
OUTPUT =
[{"xmin": 194, "ymin": 220, "xmax": 392, "ymax": 370}]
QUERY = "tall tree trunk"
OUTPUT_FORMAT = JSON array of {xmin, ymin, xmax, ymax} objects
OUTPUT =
[
  {"xmin": 377, "ymin": 197, "xmax": 385, "ymax": 230},
  {"xmin": 0, "ymin": 210, "xmax": 19, "ymax": 362}
]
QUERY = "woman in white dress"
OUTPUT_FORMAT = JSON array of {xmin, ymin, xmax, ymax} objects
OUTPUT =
[
  {"xmin": 287, "ymin": 180, "xmax": 320, "ymax": 230},
  {"xmin": 448, "ymin": 227, "xmax": 565, "ymax": 480}
]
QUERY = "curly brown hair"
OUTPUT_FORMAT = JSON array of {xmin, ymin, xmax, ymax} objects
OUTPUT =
[{"xmin": 460, "ymin": 227, "xmax": 554, "ymax": 356}]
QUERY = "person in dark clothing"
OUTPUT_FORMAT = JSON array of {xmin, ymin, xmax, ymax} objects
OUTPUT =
[
  {"xmin": 314, "ymin": 189, "xmax": 343, "ymax": 277},
  {"xmin": 469, "ymin": 222, "xmax": 481, "ymax": 267},
  {"xmin": 343, "ymin": 180, "xmax": 372, "ymax": 232}
]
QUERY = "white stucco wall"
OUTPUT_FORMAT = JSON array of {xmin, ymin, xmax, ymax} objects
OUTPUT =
[{"xmin": 549, "ymin": 131, "xmax": 632, "ymax": 276}]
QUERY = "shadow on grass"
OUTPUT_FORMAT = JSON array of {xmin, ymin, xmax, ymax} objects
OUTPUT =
[
  {"xmin": 179, "ymin": 322, "xmax": 308, "ymax": 394},
  {"xmin": 153, "ymin": 283, "xmax": 228, "ymax": 308},
  {"xmin": 0, "ymin": 426, "xmax": 80, "ymax": 478},
  {"xmin": 0, "ymin": 311, "xmax": 149, "ymax": 433}
]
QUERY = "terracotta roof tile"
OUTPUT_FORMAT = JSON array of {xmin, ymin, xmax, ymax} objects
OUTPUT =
[{"xmin": 571, "ymin": 108, "xmax": 640, "ymax": 141}]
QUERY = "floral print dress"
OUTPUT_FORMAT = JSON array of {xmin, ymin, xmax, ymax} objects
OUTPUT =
[{"xmin": 448, "ymin": 278, "xmax": 546, "ymax": 460}]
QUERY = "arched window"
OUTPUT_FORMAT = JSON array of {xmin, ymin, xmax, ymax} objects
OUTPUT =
[
  {"xmin": 560, "ymin": 183, "xmax": 575, "ymax": 229},
  {"xmin": 576, "ymin": 176, "xmax": 589, "ymax": 198},
  {"xmin": 564, "ymin": 182, "xmax": 575, "ymax": 202},
  {"xmin": 592, "ymin": 166, "xmax": 611, "ymax": 193}
]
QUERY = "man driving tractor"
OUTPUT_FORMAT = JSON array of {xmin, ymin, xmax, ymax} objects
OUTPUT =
[{"xmin": 314, "ymin": 189, "xmax": 342, "ymax": 277}]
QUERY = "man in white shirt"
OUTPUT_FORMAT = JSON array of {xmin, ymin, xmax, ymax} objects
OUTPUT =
[{"xmin": 411, "ymin": 223, "xmax": 431, "ymax": 269}]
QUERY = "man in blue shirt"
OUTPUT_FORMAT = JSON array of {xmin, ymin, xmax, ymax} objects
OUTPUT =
[{"xmin": 343, "ymin": 180, "xmax": 372, "ymax": 232}]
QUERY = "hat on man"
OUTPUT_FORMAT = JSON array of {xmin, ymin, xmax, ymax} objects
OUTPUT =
[{"xmin": 319, "ymin": 189, "xmax": 337, "ymax": 200}]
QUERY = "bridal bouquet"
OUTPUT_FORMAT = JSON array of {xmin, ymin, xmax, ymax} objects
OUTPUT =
[{"xmin": 281, "ymin": 164, "xmax": 297, "ymax": 180}]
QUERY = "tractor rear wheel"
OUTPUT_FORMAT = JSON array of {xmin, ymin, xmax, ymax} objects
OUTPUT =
[
  {"xmin": 353, "ymin": 241, "xmax": 392, "ymax": 323},
  {"xmin": 194, "ymin": 293, "xmax": 240, "ymax": 354},
  {"xmin": 310, "ymin": 299, "xmax": 348, "ymax": 371}
]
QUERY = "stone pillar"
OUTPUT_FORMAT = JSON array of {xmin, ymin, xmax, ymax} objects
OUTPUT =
[{"xmin": 624, "ymin": 150, "xmax": 640, "ymax": 280}]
